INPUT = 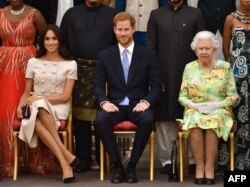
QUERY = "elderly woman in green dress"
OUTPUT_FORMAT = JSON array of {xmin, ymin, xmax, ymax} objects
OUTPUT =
[{"xmin": 178, "ymin": 31, "xmax": 238, "ymax": 185}]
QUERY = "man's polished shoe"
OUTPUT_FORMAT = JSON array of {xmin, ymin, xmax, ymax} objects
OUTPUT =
[
  {"xmin": 125, "ymin": 167, "xmax": 138, "ymax": 183},
  {"xmin": 160, "ymin": 164, "xmax": 171, "ymax": 174},
  {"xmin": 111, "ymin": 166, "xmax": 125, "ymax": 183}
]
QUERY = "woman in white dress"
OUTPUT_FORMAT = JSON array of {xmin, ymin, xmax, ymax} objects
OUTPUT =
[{"xmin": 17, "ymin": 25, "xmax": 78, "ymax": 183}]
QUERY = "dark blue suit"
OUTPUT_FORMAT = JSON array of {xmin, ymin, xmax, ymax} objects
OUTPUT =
[{"xmin": 94, "ymin": 43, "xmax": 161, "ymax": 163}]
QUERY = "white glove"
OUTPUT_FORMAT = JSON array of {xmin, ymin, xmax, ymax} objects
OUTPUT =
[
  {"xmin": 198, "ymin": 102, "xmax": 223, "ymax": 114},
  {"xmin": 187, "ymin": 101, "xmax": 206, "ymax": 111}
]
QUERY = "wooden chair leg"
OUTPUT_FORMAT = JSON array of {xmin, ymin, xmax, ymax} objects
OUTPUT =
[
  {"xmin": 122, "ymin": 138, "xmax": 126, "ymax": 156},
  {"xmin": 229, "ymin": 132, "xmax": 234, "ymax": 171},
  {"xmin": 106, "ymin": 152, "xmax": 111, "ymax": 174},
  {"xmin": 183, "ymin": 134, "xmax": 189, "ymax": 175},
  {"xmin": 13, "ymin": 132, "xmax": 18, "ymax": 181},
  {"xmin": 178, "ymin": 132, "xmax": 184, "ymax": 182},
  {"xmin": 99, "ymin": 129, "xmax": 154, "ymax": 181},
  {"xmin": 127, "ymin": 138, "xmax": 131, "ymax": 150},
  {"xmin": 150, "ymin": 131, "xmax": 154, "ymax": 181},
  {"xmin": 100, "ymin": 141, "xmax": 104, "ymax": 180}
]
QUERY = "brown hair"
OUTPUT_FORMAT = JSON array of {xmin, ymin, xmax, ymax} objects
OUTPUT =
[
  {"xmin": 36, "ymin": 24, "xmax": 71, "ymax": 60},
  {"xmin": 113, "ymin": 12, "xmax": 135, "ymax": 27}
]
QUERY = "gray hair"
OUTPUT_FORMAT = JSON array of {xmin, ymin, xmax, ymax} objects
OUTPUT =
[{"xmin": 190, "ymin": 31, "xmax": 219, "ymax": 51}]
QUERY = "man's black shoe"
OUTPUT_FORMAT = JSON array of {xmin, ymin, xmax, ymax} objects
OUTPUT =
[
  {"xmin": 160, "ymin": 164, "xmax": 171, "ymax": 174},
  {"xmin": 73, "ymin": 160, "xmax": 91, "ymax": 173},
  {"xmin": 111, "ymin": 166, "xmax": 125, "ymax": 183},
  {"xmin": 125, "ymin": 167, "xmax": 138, "ymax": 183}
]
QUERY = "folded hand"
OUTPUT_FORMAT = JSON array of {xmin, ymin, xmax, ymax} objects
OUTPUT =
[
  {"xmin": 102, "ymin": 102, "xmax": 119, "ymax": 112},
  {"xmin": 198, "ymin": 102, "xmax": 222, "ymax": 114},
  {"xmin": 188, "ymin": 101, "xmax": 222, "ymax": 114},
  {"xmin": 133, "ymin": 101, "xmax": 149, "ymax": 112}
]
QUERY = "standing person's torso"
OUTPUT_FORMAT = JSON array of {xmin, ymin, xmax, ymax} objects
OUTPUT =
[
  {"xmin": 61, "ymin": 4, "xmax": 118, "ymax": 59},
  {"xmin": 125, "ymin": 0, "xmax": 159, "ymax": 32},
  {"xmin": 0, "ymin": 8, "xmax": 37, "ymax": 47},
  {"xmin": 0, "ymin": 0, "xmax": 9, "ymax": 8},
  {"xmin": 147, "ymin": 4, "xmax": 205, "ymax": 120},
  {"xmin": 25, "ymin": 0, "xmax": 58, "ymax": 24},
  {"xmin": 229, "ymin": 27, "xmax": 250, "ymax": 81},
  {"xmin": 198, "ymin": 0, "xmax": 236, "ymax": 34},
  {"xmin": 149, "ymin": 5, "xmax": 203, "ymax": 69}
]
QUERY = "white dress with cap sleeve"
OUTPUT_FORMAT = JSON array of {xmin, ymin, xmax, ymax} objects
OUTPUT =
[{"xmin": 19, "ymin": 58, "xmax": 77, "ymax": 148}]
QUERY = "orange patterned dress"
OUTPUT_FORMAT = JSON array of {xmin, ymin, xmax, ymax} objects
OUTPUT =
[
  {"xmin": 0, "ymin": 8, "xmax": 37, "ymax": 176},
  {"xmin": 0, "ymin": 8, "xmax": 62, "ymax": 176}
]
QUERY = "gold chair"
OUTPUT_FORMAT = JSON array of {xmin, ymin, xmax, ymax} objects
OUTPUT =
[
  {"xmin": 100, "ymin": 121, "xmax": 155, "ymax": 181},
  {"xmin": 177, "ymin": 122, "xmax": 235, "ymax": 182},
  {"xmin": 12, "ymin": 101, "xmax": 73, "ymax": 181}
]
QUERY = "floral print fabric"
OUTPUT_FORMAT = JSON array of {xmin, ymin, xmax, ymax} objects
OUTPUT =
[{"xmin": 178, "ymin": 60, "xmax": 238, "ymax": 141}]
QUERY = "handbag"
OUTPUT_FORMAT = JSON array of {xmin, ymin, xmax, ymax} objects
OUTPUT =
[
  {"xmin": 22, "ymin": 104, "xmax": 31, "ymax": 119},
  {"xmin": 169, "ymin": 140, "xmax": 179, "ymax": 182}
]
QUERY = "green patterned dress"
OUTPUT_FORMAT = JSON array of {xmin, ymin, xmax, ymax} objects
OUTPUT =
[{"xmin": 178, "ymin": 60, "xmax": 238, "ymax": 141}]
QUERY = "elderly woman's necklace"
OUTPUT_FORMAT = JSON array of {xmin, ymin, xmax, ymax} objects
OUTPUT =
[{"xmin": 10, "ymin": 5, "xmax": 25, "ymax": 16}]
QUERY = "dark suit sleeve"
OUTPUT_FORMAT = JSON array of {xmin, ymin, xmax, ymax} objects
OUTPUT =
[
  {"xmin": 94, "ymin": 52, "xmax": 109, "ymax": 105},
  {"xmin": 195, "ymin": 8, "xmax": 206, "ymax": 32},
  {"xmin": 60, "ymin": 10, "xmax": 71, "ymax": 49},
  {"xmin": 142, "ymin": 51, "xmax": 161, "ymax": 107},
  {"xmin": 147, "ymin": 11, "xmax": 158, "ymax": 50}
]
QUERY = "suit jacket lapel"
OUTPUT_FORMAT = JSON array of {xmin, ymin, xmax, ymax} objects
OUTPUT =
[{"xmin": 127, "ymin": 44, "xmax": 140, "ymax": 84}]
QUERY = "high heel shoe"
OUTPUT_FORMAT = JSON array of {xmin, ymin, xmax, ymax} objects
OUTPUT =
[
  {"xmin": 70, "ymin": 157, "xmax": 80, "ymax": 169},
  {"xmin": 205, "ymin": 178, "xmax": 215, "ymax": 185},
  {"xmin": 63, "ymin": 176, "xmax": 75, "ymax": 184},
  {"xmin": 194, "ymin": 178, "xmax": 205, "ymax": 185}
]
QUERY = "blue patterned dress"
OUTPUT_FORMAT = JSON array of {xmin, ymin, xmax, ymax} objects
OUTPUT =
[{"xmin": 230, "ymin": 27, "xmax": 250, "ymax": 171}]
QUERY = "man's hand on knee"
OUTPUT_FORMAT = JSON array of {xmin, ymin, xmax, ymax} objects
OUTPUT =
[
  {"xmin": 102, "ymin": 102, "xmax": 119, "ymax": 112},
  {"xmin": 133, "ymin": 101, "xmax": 149, "ymax": 112}
]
